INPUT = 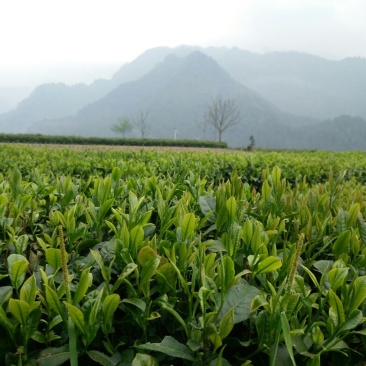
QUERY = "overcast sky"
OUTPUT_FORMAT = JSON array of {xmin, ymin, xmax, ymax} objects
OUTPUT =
[{"xmin": 1, "ymin": 0, "xmax": 365, "ymax": 86}]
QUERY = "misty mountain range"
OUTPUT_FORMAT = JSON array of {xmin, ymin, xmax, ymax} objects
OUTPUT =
[{"xmin": 0, "ymin": 46, "xmax": 366, "ymax": 150}]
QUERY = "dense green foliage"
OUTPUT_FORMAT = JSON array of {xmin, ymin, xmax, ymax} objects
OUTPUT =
[
  {"xmin": 0, "ymin": 134, "xmax": 227, "ymax": 148},
  {"xmin": 1, "ymin": 145, "xmax": 366, "ymax": 365}
]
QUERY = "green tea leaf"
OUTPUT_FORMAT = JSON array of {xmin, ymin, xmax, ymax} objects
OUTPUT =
[
  {"xmin": 7, "ymin": 254, "xmax": 28, "ymax": 290},
  {"xmin": 8, "ymin": 298, "xmax": 29, "ymax": 326},
  {"xmin": 45, "ymin": 285, "xmax": 67, "ymax": 321},
  {"xmin": 111, "ymin": 167, "xmax": 122, "ymax": 183},
  {"xmin": 103, "ymin": 294, "xmax": 120, "ymax": 330},
  {"xmin": 89, "ymin": 288, "xmax": 104, "ymax": 326},
  {"xmin": 64, "ymin": 302, "xmax": 86, "ymax": 335},
  {"xmin": 199, "ymin": 195, "xmax": 216, "ymax": 221},
  {"xmin": 97, "ymin": 198, "xmax": 114, "ymax": 222},
  {"xmin": 349, "ymin": 276, "xmax": 366, "ymax": 312},
  {"xmin": 0, "ymin": 286, "xmax": 13, "ymax": 305},
  {"xmin": 347, "ymin": 203, "xmax": 360, "ymax": 228},
  {"xmin": 87, "ymin": 350, "xmax": 123, "ymax": 366},
  {"xmin": 226, "ymin": 196, "xmax": 236, "ymax": 226},
  {"xmin": 137, "ymin": 336, "xmax": 195, "ymax": 361},
  {"xmin": 327, "ymin": 267, "xmax": 348, "ymax": 291},
  {"xmin": 20, "ymin": 274, "xmax": 37, "ymax": 305},
  {"xmin": 301, "ymin": 265, "xmax": 320, "ymax": 290},
  {"xmin": 242, "ymin": 219, "xmax": 253, "ymax": 246},
  {"xmin": 46, "ymin": 248, "xmax": 66, "ymax": 271},
  {"xmin": 340, "ymin": 309, "xmax": 363, "ymax": 332},
  {"xmin": 181, "ymin": 213, "xmax": 196, "ymax": 241},
  {"xmin": 73, "ymin": 267, "xmax": 92, "ymax": 306},
  {"xmin": 255, "ymin": 256, "xmax": 282, "ymax": 275},
  {"xmin": 111, "ymin": 263, "xmax": 138, "ymax": 292},
  {"xmin": 218, "ymin": 284, "xmax": 260, "ymax": 324},
  {"xmin": 221, "ymin": 255, "xmax": 235, "ymax": 294},
  {"xmin": 37, "ymin": 345, "xmax": 71, "ymax": 366},
  {"xmin": 130, "ymin": 225, "xmax": 144, "ymax": 249},
  {"xmin": 138, "ymin": 247, "xmax": 160, "ymax": 295},
  {"xmin": 90, "ymin": 250, "xmax": 109, "ymax": 282},
  {"xmin": 328, "ymin": 289, "xmax": 345, "ymax": 328},
  {"xmin": 216, "ymin": 204, "xmax": 228, "ymax": 232},
  {"xmin": 122, "ymin": 298, "xmax": 146, "ymax": 312},
  {"xmin": 219, "ymin": 307, "xmax": 234, "ymax": 339},
  {"xmin": 132, "ymin": 353, "xmax": 159, "ymax": 366},
  {"xmin": 333, "ymin": 230, "xmax": 351, "ymax": 256}
]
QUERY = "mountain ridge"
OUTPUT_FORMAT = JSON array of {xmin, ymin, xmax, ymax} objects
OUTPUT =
[{"xmin": 0, "ymin": 46, "xmax": 366, "ymax": 150}]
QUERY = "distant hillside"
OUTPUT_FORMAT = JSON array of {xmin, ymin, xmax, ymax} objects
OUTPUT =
[
  {"xmin": 290, "ymin": 115, "xmax": 366, "ymax": 151},
  {"xmin": 27, "ymin": 52, "xmax": 316, "ymax": 148},
  {"xmin": 1, "ymin": 46, "xmax": 366, "ymax": 150},
  {"xmin": 0, "ymin": 79, "xmax": 114, "ymax": 133},
  {"xmin": 28, "ymin": 52, "xmax": 366, "ymax": 150},
  {"xmin": 204, "ymin": 49, "xmax": 366, "ymax": 120},
  {"xmin": 112, "ymin": 46, "xmax": 366, "ymax": 120},
  {"xmin": 0, "ymin": 86, "xmax": 32, "ymax": 114}
]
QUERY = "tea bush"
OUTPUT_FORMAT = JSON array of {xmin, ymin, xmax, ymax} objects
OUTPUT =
[{"xmin": 0, "ymin": 144, "xmax": 366, "ymax": 365}]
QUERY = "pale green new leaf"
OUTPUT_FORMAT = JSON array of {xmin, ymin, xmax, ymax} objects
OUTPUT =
[
  {"xmin": 255, "ymin": 256, "xmax": 282, "ymax": 275},
  {"xmin": 328, "ymin": 289, "xmax": 345, "ymax": 328},
  {"xmin": 46, "ymin": 248, "xmax": 66, "ymax": 271},
  {"xmin": 103, "ymin": 294, "xmax": 120, "ymax": 327},
  {"xmin": 181, "ymin": 213, "xmax": 196, "ymax": 241},
  {"xmin": 333, "ymin": 230, "xmax": 351, "ymax": 256},
  {"xmin": 64, "ymin": 302, "xmax": 86, "ymax": 335},
  {"xmin": 20, "ymin": 274, "xmax": 37, "ymax": 305},
  {"xmin": 8, "ymin": 298, "xmax": 29, "ymax": 326},
  {"xmin": 219, "ymin": 307, "xmax": 234, "ymax": 339},
  {"xmin": 45, "ymin": 285, "xmax": 67, "ymax": 321},
  {"xmin": 349, "ymin": 276, "xmax": 366, "ymax": 312},
  {"xmin": 327, "ymin": 267, "xmax": 348, "ymax": 291},
  {"xmin": 226, "ymin": 196, "xmax": 236, "ymax": 225},
  {"xmin": 132, "ymin": 353, "xmax": 159, "ymax": 366},
  {"xmin": 7, "ymin": 254, "xmax": 29, "ymax": 290},
  {"xmin": 73, "ymin": 267, "xmax": 92, "ymax": 306},
  {"xmin": 89, "ymin": 288, "xmax": 104, "ymax": 326}
]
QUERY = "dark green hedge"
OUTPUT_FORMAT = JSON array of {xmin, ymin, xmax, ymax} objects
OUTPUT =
[{"xmin": 0, "ymin": 133, "xmax": 227, "ymax": 148}]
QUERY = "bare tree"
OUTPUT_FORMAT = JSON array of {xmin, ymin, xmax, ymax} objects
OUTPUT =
[
  {"xmin": 133, "ymin": 110, "xmax": 150, "ymax": 139},
  {"xmin": 111, "ymin": 117, "xmax": 133, "ymax": 137},
  {"xmin": 204, "ymin": 96, "xmax": 241, "ymax": 143}
]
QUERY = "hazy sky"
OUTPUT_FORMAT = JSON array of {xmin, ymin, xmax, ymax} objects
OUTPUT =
[{"xmin": 1, "ymin": 0, "xmax": 365, "ymax": 86}]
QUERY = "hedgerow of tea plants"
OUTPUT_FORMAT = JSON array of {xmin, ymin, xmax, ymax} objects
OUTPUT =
[{"xmin": 1, "ymin": 145, "xmax": 366, "ymax": 365}]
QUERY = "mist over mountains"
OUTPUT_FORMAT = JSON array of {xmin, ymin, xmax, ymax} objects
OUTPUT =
[{"xmin": 0, "ymin": 46, "xmax": 366, "ymax": 150}]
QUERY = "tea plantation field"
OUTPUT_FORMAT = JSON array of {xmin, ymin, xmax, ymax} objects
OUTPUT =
[{"xmin": 1, "ymin": 144, "xmax": 366, "ymax": 365}]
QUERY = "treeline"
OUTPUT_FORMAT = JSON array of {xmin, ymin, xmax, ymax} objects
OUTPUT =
[{"xmin": 0, "ymin": 133, "xmax": 227, "ymax": 148}]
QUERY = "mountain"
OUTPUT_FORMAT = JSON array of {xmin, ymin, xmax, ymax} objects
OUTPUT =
[
  {"xmin": 111, "ymin": 46, "xmax": 366, "ymax": 120},
  {"xmin": 27, "ymin": 52, "xmax": 316, "ymax": 148},
  {"xmin": 204, "ymin": 49, "xmax": 366, "ymax": 120},
  {"xmin": 0, "ymin": 79, "xmax": 114, "ymax": 133},
  {"xmin": 0, "ymin": 86, "xmax": 32, "ymax": 114},
  {"xmin": 2, "ymin": 45, "xmax": 366, "ymax": 132},
  {"xmin": 27, "ymin": 52, "xmax": 366, "ymax": 150},
  {"xmin": 291, "ymin": 115, "xmax": 366, "ymax": 151},
  {"xmin": 1, "ymin": 46, "xmax": 366, "ymax": 150}
]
